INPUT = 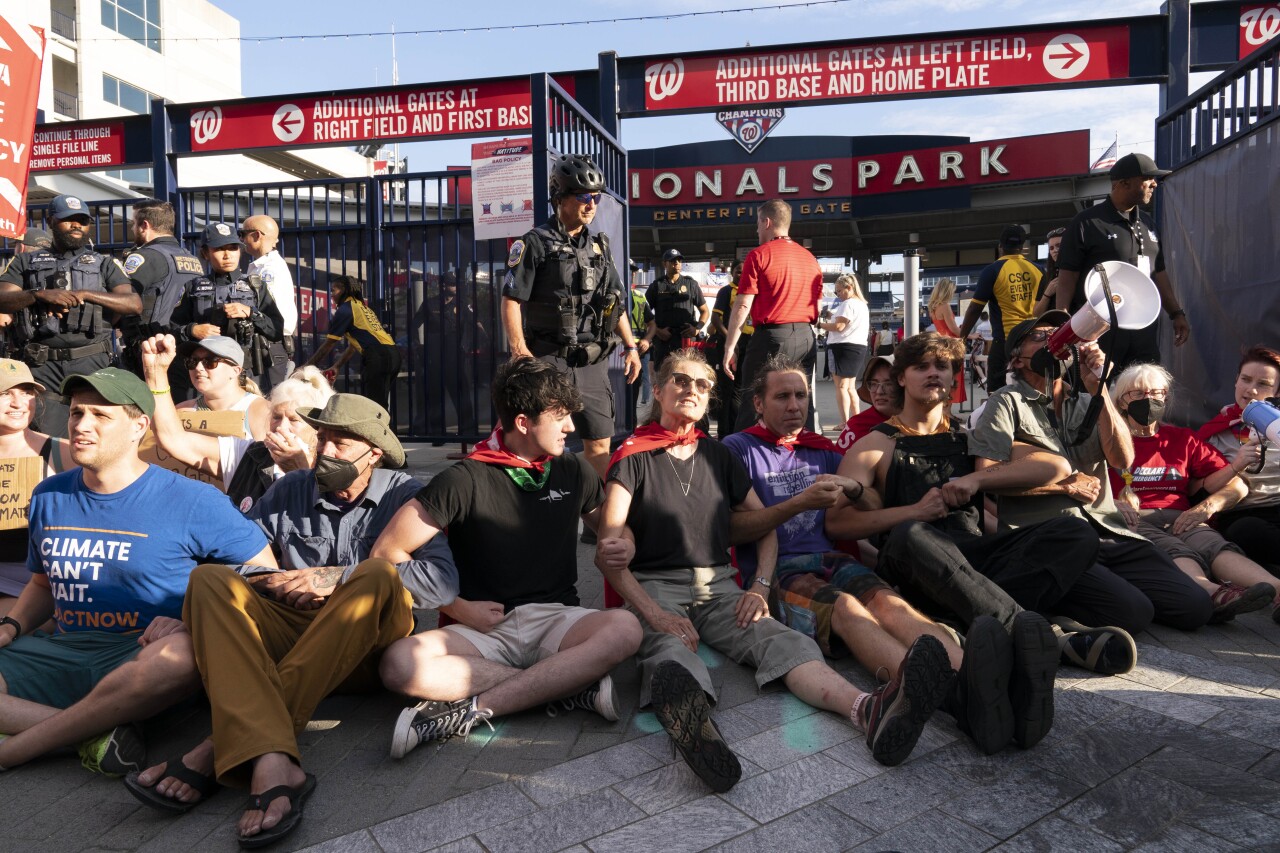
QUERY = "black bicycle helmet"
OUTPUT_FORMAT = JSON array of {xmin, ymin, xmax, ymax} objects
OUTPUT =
[{"xmin": 550, "ymin": 154, "xmax": 605, "ymax": 196}]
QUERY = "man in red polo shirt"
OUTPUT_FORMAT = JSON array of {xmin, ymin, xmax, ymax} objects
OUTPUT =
[{"xmin": 723, "ymin": 200, "xmax": 823, "ymax": 432}]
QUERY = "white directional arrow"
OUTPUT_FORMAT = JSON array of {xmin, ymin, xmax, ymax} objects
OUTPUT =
[
  {"xmin": 272, "ymin": 103, "xmax": 305, "ymax": 143},
  {"xmin": 1043, "ymin": 34, "xmax": 1090, "ymax": 80}
]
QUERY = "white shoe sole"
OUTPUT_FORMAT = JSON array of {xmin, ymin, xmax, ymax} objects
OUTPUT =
[{"xmin": 389, "ymin": 706, "xmax": 422, "ymax": 760}]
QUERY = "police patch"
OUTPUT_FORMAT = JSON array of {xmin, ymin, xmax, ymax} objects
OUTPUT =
[
  {"xmin": 79, "ymin": 254, "xmax": 97, "ymax": 265},
  {"xmin": 507, "ymin": 239, "xmax": 526, "ymax": 268},
  {"xmin": 124, "ymin": 254, "xmax": 145, "ymax": 274},
  {"xmin": 215, "ymin": 223, "xmax": 233, "ymax": 236},
  {"xmin": 239, "ymin": 496, "xmax": 254, "ymax": 513}
]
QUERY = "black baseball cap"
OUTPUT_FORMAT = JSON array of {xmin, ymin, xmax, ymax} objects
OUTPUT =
[
  {"xmin": 662, "ymin": 248, "xmax": 683, "ymax": 263},
  {"xmin": 1109, "ymin": 153, "xmax": 1171, "ymax": 180},
  {"xmin": 999, "ymin": 225, "xmax": 1027, "ymax": 249},
  {"xmin": 202, "ymin": 222, "xmax": 241, "ymax": 248},
  {"xmin": 49, "ymin": 195, "xmax": 94, "ymax": 223}
]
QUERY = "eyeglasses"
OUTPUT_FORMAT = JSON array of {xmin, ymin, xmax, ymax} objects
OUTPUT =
[
  {"xmin": 573, "ymin": 192, "xmax": 601, "ymax": 206},
  {"xmin": 237, "ymin": 229, "xmax": 262, "ymax": 240},
  {"xmin": 184, "ymin": 355, "xmax": 238, "ymax": 371},
  {"xmin": 1122, "ymin": 388, "xmax": 1168, "ymax": 402},
  {"xmin": 669, "ymin": 372, "xmax": 713, "ymax": 394},
  {"xmin": 1024, "ymin": 329, "xmax": 1054, "ymax": 343},
  {"xmin": 864, "ymin": 381, "xmax": 894, "ymax": 393}
]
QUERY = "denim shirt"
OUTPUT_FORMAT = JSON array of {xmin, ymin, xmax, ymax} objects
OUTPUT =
[{"xmin": 244, "ymin": 467, "xmax": 459, "ymax": 608}]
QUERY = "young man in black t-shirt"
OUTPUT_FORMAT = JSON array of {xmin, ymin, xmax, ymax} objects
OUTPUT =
[{"xmin": 374, "ymin": 360, "xmax": 642, "ymax": 759}]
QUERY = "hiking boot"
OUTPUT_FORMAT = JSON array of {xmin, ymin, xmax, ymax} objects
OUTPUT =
[
  {"xmin": 948, "ymin": 616, "xmax": 1014, "ymax": 755},
  {"xmin": 78, "ymin": 724, "xmax": 146, "ymax": 777},
  {"xmin": 546, "ymin": 674, "xmax": 619, "ymax": 721},
  {"xmin": 1009, "ymin": 612, "xmax": 1058, "ymax": 750},
  {"xmin": 863, "ymin": 634, "xmax": 951, "ymax": 767},
  {"xmin": 1210, "ymin": 582, "xmax": 1275, "ymax": 623},
  {"xmin": 1050, "ymin": 617, "xmax": 1137, "ymax": 675},
  {"xmin": 650, "ymin": 661, "xmax": 741, "ymax": 792},
  {"xmin": 389, "ymin": 697, "xmax": 493, "ymax": 759}
]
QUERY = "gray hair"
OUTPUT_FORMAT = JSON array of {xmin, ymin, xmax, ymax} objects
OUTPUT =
[
  {"xmin": 270, "ymin": 366, "xmax": 334, "ymax": 411},
  {"xmin": 1110, "ymin": 362, "xmax": 1174, "ymax": 407}
]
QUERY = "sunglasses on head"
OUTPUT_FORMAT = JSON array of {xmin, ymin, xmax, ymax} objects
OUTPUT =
[
  {"xmin": 573, "ymin": 192, "xmax": 601, "ymax": 206},
  {"xmin": 184, "ymin": 355, "xmax": 237, "ymax": 371},
  {"xmin": 670, "ymin": 372, "xmax": 713, "ymax": 394}
]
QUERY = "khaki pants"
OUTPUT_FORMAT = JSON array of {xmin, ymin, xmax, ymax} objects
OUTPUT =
[{"xmin": 185, "ymin": 559, "xmax": 414, "ymax": 786}]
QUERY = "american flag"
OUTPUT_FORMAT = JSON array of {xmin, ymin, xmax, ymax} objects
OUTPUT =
[{"xmin": 1090, "ymin": 138, "xmax": 1119, "ymax": 172}]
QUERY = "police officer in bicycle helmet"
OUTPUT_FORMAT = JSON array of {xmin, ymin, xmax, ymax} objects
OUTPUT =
[{"xmin": 502, "ymin": 154, "xmax": 641, "ymax": 481}]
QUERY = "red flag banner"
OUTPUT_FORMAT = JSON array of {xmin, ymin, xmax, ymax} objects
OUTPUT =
[{"xmin": 0, "ymin": 16, "xmax": 45, "ymax": 239}]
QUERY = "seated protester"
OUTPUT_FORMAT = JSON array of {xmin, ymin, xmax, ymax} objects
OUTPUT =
[
  {"xmin": 597, "ymin": 349, "xmax": 952, "ymax": 792},
  {"xmin": 968, "ymin": 311, "xmax": 1213, "ymax": 632},
  {"xmin": 373, "ymin": 359, "xmax": 642, "ymax": 757},
  {"xmin": 0, "ymin": 368, "xmax": 274, "ymax": 774},
  {"xmin": 126, "ymin": 383, "xmax": 458, "ymax": 849},
  {"xmin": 1197, "ymin": 345, "xmax": 1280, "ymax": 582},
  {"xmin": 835, "ymin": 355, "xmax": 898, "ymax": 453},
  {"xmin": 1109, "ymin": 363, "xmax": 1278, "ymax": 622},
  {"xmin": 140, "ymin": 335, "xmax": 333, "ymax": 510},
  {"xmin": 175, "ymin": 336, "xmax": 270, "ymax": 440},
  {"xmin": 725, "ymin": 355, "xmax": 1056, "ymax": 755}
]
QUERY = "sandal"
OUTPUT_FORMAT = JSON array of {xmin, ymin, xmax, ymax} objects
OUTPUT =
[
  {"xmin": 124, "ymin": 758, "xmax": 220, "ymax": 815},
  {"xmin": 1050, "ymin": 616, "xmax": 1137, "ymax": 676},
  {"xmin": 238, "ymin": 773, "xmax": 317, "ymax": 850}
]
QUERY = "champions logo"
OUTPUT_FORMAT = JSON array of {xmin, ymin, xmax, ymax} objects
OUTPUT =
[{"xmin": 716, "ymin": 108, "xmax": 786, "ymax": 154}]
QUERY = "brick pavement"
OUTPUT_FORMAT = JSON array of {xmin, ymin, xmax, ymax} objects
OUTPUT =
[{"xmin": 3, "ymin": 381, "xmax": 1280, "ymax": 852}]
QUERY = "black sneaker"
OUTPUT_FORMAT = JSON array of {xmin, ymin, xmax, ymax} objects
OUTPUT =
[
  {"xmin": 650, "ymin": 662, "xmax": 741, "ymax": 792},
  {"xmin": 950, "ymin": 616, "xmax": 1014, "ymax": 755},
  {"xmin": 389, "ymin": 697, "xmax": 493, "ymax": 759},
  {"xmin": 1051, "ymin": 617, "xmax": 1138, "ymax": 675},
  {"xmin": 546, "ymin": 674, "xmax": 620, "ymax": 721},
  {"xmin": 77, "ymin": 724, "xmax": 146, "ymax": 777},
  {"xmin": 863, "ymin": 634, "xmax": 951, "ymax": 767},
  {"xmin": 1009, "ymin": 612, "xmax": 1058, "ymax": 750}
]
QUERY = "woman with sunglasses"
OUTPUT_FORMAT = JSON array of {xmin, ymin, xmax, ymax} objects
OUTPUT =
[
  {"xmin": 175, "ymin": 337, "xmax": 270, "ymax": 441},
  {"xmin": 1108, "ymin": 363, "xmax": 1279, "ymax": 623},
  {"xmin": 1196, "ymin": 345, "xmax": 1280, "ymax": 591},
  {"xmin": 0, "ymin": 360, "xmax": 73, "ymax": 621},
  {"xmin": 141, "ymin": 334, "xmax": 333, "ymax": 510}
]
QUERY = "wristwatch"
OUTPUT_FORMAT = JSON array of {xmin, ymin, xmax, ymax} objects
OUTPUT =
[
  {"xmin": 0, "ymin": 616, "xmax": 21, "ymax": 638},
  {"xmin": 753, "ymin": 576, "xmax": 772, "ymax": 590}
]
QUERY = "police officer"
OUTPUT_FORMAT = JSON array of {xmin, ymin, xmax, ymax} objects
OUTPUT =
[
  {"xmin": 120, "ymin": 199, "xmax": 205, "ymax": 397},
  {"xmin": 0, "ymin": 195, "xmax": 140, "ymax": 436},
  {"xmin": 501, "ymin": 153, "xmax": 641, "ymax": 481},
  {"xmin": 647, "ymin": 247, "xmax": 710, "ymax": 372},
  {"xmin": 169, "ymin": 223, "xmax": 284, "ymax": 393}
]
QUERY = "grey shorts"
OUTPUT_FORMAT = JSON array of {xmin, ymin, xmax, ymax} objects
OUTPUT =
[
  {"xmin": 538, "ymin": 355, "xmax": 615, "ymax": 440},
  {"xmin": 443, "ymin": 602, "xmax": 598, "ymax": 669},
  {"xmin": 1137, "ymin": 508, "xmax": 1244, "ymax": 578}
]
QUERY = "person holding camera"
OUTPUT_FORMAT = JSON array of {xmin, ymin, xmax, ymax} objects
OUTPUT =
[{"xmin": 168, "ymin": 223, "xmax": 284, "ymax": 395}]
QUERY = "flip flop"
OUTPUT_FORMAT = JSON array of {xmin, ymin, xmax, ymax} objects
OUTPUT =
[
  {"xmin": 124, "ymin": 758, "xmax": 220, "ymax": 815},
  {"xmin": 237, "ymin": 773, "xmax": 317, "ymax": 850}
]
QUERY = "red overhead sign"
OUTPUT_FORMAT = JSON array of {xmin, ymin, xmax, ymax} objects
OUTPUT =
[
  {"xmin": 629, "ymin": 131, "xmax": 1089, "ymax": 207},
  {"xmin": 29, "ymin": 120, "xmax": 127, "ymax": 172},
  {"xmin": 640, "ymin": 24, "xmax": 1131, "ymax": 113},
  {"xmin": 1239, "ymin": 4, "xmax": 1280, "ymax": 58}
]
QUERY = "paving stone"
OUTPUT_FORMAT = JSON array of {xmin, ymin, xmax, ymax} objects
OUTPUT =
[
  {"xmin": 370, "ymin": 783, "xmax": 537, "ymax": 853},
  {"xmin": 585, "ymin": 795, "xmax": 757, "ymax": 853},
  {"xmin": 939, "ymin": 764, "xmax": 1089, "ymax": 839},
  {"xmin": 476, "ymin": 788, "xmax": 645, "ymax": 853},
  {"xmin": 719, "ymin": 753, "xmax": 855, "ymax": 823},
  {"xmin": 826, "ymin": 759, "xmax": 964, "ymax": 833},
  {"xmin": 1137, "ymin": 747, "xmax": 1280, "ymax": 816},
  {"xmin": 1128, "ymin": 821, "xmax": 1246, "ymax": 852},
  {"xmin": 729, "ymin": 710, "xmax": 854, "ymax": 770},
  {"xmin": 567, "ymin": 731, "xmax": 628, "ymax": 759},
  {"xmin": 612, "ymin": 756, "xmax": 764, "ymax": 816},
  {"xmin": 730, "ymin": 690, "xmax": 819, "ymax": 728},
  {"xmin": 1117, "ymin": 705, "xmax": 1272, "ymax": 771},
  {"xmin": 1075, "ymin": 676, "xmax": 1224, "ymax": 724},
  {"xmin": 708, "ymin": 803, "xmax": 872, "ymax": 852},
  {"xmin": 1057, "ymin": 766, "xmax": 1205, "ymax": 846},
  {"xmin": 1248, "ymin": 750, "xmax": 1280, "ymax": 783},
  {"xmin": 297, "ymin": 829, "xmax": 383, "ymax": 853},
  {"xmin": 516, "ymin": 741, "xmax": 664, "ymax": 806},
  {"xmin": 988, "ymin": 815, "xmax": 1124, "ymax": 853},
  {"xmin": 847, "ymin": 807, "xmax": 998, "ymax": 853},
  {"xmin": 710, "ymin": 707, "xmax": 772, "ymax": 744},
  {"xmin": 424, "ymin": 839, "xmax": 486, "ymax": 853},
  {"xmin": 1134, "ymin": 644, "xmax": 1278, "ymax": 691},
  {"xmin": 1180, "ymin": 795, "xmax": 1280, "ymax": 848},
  {"xmin": 1027, "ymin": 718, "xmax": 1165, "ymax": 787},
  {"xmin": 1203, "ymin": 707, "xmax": 1280, "ymax": 748}
]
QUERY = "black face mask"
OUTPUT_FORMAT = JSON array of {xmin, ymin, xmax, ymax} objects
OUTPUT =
[
  {"xmin": 1029, "ymin": 346, "xmax": 1072, "ymax": 379},
  {"xmin": 1126, "ymin": 398, "xmax": 1165, "ymax": 427},
  {"xmin": 313, "ymin": 448, "xmax": 372, "ymax": 492}
]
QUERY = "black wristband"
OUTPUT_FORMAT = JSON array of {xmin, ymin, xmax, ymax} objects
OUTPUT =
[
  {"xmin": 844, "ymin": 480, "xmax": 865, "ymax": 502},
  {"xmin": 1168, "ymin": 309, "xmax": 1186, "ymax": 319},
  {"xmin": 0, "ymin": 615, "xmax": 21, "ymax": 638}
]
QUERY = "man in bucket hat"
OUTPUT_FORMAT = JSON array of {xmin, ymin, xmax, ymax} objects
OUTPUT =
[{"xmin": 126, "ymin": 341, "xmax": 458, "ymax": 848}]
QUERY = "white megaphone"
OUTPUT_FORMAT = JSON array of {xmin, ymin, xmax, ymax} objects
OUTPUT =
[
  {"xmin": 1046, "ymin": 261, "xmax": 1162, "ymax": 358},
  {"xmin": 1242, "ymin": 399, "xmax": 1280, "ymax": 447}
]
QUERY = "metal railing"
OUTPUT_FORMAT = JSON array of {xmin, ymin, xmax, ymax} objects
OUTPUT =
[
  {"xmin": 1157, "ymin": 33, "xmax": 1280, "ymax": 169},
  {"xmin": 53, "ymin": 88, "xmax": 78, "ymax": 119},
  {"xmin": 51, "ymin": 10, "xmax": 76, "ymax": 40}
]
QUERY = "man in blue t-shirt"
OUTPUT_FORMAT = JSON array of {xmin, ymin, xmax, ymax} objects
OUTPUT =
[{"xmin": 0, "ymin": 367, "xmax": 274, "ymax": 774}]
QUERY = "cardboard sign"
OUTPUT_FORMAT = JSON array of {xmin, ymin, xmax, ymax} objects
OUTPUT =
[
  {"xmin": 138, "ymin": 412, "xmax": 249, "ymax": 491},
  {"xmin": 0, "ymin": 456, "xmax": 44, "ymax": 530},
  {"xmin": 138, "ymin": 433, "xmax": 224, "ymax": 492},
  {"xmin": 177, "ymin": 409, "xmax": 246, "ymax": 438}
]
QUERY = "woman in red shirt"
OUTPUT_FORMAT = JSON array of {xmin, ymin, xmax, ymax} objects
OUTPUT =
[{"xmin": 1109, "ymin": 364, "xmax": 1278, "ymax": 623}]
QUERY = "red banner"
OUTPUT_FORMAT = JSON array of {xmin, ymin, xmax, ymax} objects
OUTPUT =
[
  {"xmin": 641, "ymin": 25, "xmax": 1130, "ymax": 112},
  {"xmin": 0, "ymin": 16, "xmax": 45, "ymax": 238},
  {"xmin": 29, "ymin": 120, "xmax": 127, "ymax": 173},
  {"xmin": 1240, "ymin": 4, "xmax": 1280, "ymax": 58},
  {"xmin": 629, "ymin": 131, "xmax": 1088, "ymax": 207}
]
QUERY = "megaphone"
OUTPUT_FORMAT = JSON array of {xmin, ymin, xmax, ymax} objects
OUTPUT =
[
  {"xmin": 1242, "ymin": 399, "xmax": 1280, "ymax": 446},
  {"xmin": 1046, "ymin": 261, "xmax": 1162, "ymax": 358}
]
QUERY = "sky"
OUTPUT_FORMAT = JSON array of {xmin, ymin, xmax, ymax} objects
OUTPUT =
[{"xmin": 207, "ymin": 0, "xmax": 1199, "ymax": 171}]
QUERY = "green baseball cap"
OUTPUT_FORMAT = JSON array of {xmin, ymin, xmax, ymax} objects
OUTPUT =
[
  {"xmin": 61, "ymin": 367, "xmax": 156, "ymax": 417},
  {"xmin": 298, "ymin": 393, "xmax": 404, "ymax": 468}
]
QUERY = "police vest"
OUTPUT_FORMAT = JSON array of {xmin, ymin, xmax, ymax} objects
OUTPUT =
[
  {"xmin": 185, "ymin": 273, "xmax": 266, "ymax": 345},
  {"xmin": 16, "ymin": 248, "xmax": 110, "ymax": 342},
  {"xmin": 139, "ymin": 241, "xmax": 204, "ymax": 328},
  {"xmin": 523, "ymin": 224, "xmax": 616, "ymax": 353}
]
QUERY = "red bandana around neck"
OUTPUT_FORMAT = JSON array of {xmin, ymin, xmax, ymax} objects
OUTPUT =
[
  {"xmin": 608, "ymin": 422, "xmax": 706, "ymax": 471},
  {"xmin": 1196, "ymin": 404, "xmax": 1244, "ymax": 442},
  {"xmin": 466, "ymin": 428, "xmax": 551, "ymax": 473},
  {"xmin": 742, "ymin": 423, "xmax": 839, "ymax": 453}
]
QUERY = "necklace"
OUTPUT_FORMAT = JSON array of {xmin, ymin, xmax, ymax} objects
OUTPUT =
[
  {"xmin": 886, "ymin": 415, "xmax": 949, "ymax": 436},
  {"xmin": 665, "ymin": 450, "xmax": 695, "ymax": 496}
]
